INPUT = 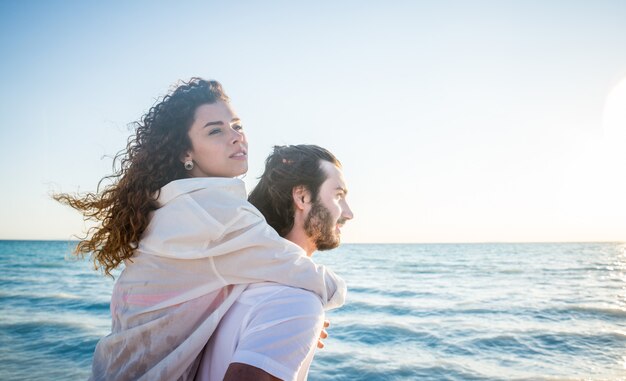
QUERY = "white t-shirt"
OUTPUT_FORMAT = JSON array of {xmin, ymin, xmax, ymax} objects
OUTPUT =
[{"xmin": 196, "ymin": 282, "xmax": 325, "ymax": 381}]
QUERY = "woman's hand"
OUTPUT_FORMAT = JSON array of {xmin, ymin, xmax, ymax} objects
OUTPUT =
[{"xmin": 317, "ymin": 319, "xmax": 330, "ymax": 349}]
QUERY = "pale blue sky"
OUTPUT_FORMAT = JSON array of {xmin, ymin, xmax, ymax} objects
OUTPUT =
[{"xmin": 1, "ymin": 1, "xmax": 625, "ymax": 242}]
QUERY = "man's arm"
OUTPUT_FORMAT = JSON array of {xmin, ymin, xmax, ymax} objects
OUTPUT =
[
  {"xmin": 223, "ymin": 363, "xmax": 282, "ymax": 381},
  {"xmin": 219, "ymin": 286, "xmax": 325, "ymax": 381}
]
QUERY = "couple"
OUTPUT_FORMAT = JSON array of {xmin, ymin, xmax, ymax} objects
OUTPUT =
[{"xmin": 56, "ymin": 78, "xmax": 353, "ymax": 381}]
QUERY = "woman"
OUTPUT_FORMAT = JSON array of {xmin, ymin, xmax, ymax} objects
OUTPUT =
[{"xmin": 55, "ymin": 78, "xmax": 345, "ymax": 381}]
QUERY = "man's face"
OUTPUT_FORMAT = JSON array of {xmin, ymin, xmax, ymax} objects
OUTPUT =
[{"xmin": 304, "ymin": 161, "xmax": 353, "ymax": 251}]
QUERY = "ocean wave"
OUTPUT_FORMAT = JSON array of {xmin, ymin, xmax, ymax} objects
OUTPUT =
[
  {"xmin": 1, "ymin": 319, "xmax": 92, "ymax": 336},
  {"xmin": 0, "ymin": 320, "xmax": 100, "ymax": 360},
  {"xmin": 496, "ymin": 268, "xmax": 525, "ymax": 274},
  {"xmin": 518, "ymin": 305, "xmax": 626, "ymax": 323},
  {"xmin": 311, "ymin": 352, "xmax": 490, "ymax": 381},
  {"xmin": 456, "ymin": 305, "xmax": 625, "ymax": 322},
  {"xmin": 0, "ymin": 327, "xmax": 94, "ymax": 381},
  {"xmin": 348, "ymin": 286, "xmax": 428, "ymax": 298},
  {"xmin": 0, "ymin": 292, "xmax": 110, "ymax": 314},
  {"xmin": 337, "ymin": 301, "xmax": 417, "ymax": 317},
  {"xmin": 532, "ymin": 331, "xmax": 626, "ymax": 355},
  {"xmin": 331, "ymin": 321, "xmax": 442, "ymax": 347},
  {"xmin": 466, "ymin": 334, "xmax": 543, "ymax": 357},
  {"xmin": 464, "ymin": 329, "xmax": 626, "ymax": 363},
  {"xmin": 567, "ymin": 305, "xmax": 626, "ymax": 319}
]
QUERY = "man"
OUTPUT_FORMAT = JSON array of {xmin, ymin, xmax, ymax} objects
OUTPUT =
[{"xmin": 196, "ymin": 145, "xmax": 353, "ymax": 381}]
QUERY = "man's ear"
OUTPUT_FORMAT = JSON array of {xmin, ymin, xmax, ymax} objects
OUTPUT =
[{"xmin": 292, "ymin": 185, "xmax": 311, "ymax": 211}]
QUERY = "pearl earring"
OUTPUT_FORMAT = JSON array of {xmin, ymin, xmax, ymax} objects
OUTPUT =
[{"xmin": 184, "ymin": 160, "xmax": 194, "ymax": 170}]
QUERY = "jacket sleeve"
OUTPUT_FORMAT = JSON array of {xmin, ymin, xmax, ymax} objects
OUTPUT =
[
  {"xmin": 197, "ymin": 190, "xmax": 346, "ymax": 311},
  {"xmin": 140, "ymin": 187, "xmax": 347, "ymax": 310},
  {"xmin": 210, "ymin": 215, "xmax": 347, "ymax": 310},
  {"xmin": 192, "ymin": 186, "xmax": 346, "ymax": 310}
]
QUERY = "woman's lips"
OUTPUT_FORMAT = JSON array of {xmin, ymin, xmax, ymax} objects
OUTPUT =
[{"xmin": 230, "ymin": 152, "xmax": 247, "ymax": 160}]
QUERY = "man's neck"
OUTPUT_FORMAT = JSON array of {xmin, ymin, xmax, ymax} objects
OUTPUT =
[{"xmin": 284, "ymin": 230, "xmax": 316, "ymax": 257}]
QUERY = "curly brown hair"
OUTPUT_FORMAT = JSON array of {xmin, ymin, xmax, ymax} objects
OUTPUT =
[{"xmin": 54, "ymin": 78, "xmax": 229, "ymax": 277}]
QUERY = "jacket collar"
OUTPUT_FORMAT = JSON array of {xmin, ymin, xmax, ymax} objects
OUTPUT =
[{"xmin": 157, "ymin": 177, "xmax": 247, "ymax": 206}]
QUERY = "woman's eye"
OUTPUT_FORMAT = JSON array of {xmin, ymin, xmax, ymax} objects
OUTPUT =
[
  {"xmin": 209, "ymin": 128, "xmax": 221, "ymax": 135},
  {"xmin": 233, "ymin": 124, "xmax": 244, "ymax": 131}
]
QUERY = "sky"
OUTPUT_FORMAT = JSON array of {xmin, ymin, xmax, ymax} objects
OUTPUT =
[{"xmin": 0, "ymin": 0, "xmax": 625, "ymax": 243}]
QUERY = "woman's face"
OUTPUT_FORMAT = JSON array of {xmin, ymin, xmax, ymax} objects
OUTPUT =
[{"xmin": 183, "ymin": 101, "xmax": 248, "ymax": 178}]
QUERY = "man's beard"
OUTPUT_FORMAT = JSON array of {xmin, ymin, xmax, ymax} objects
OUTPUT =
[{"xmin": 304, "ymin": 199, "xmax": 343, "ymax": 251}]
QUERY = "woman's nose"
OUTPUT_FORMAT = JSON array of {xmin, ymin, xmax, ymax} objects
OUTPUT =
[{"xmin": 231, "ymin": 128, "xmax": 245, "ymax": 144}]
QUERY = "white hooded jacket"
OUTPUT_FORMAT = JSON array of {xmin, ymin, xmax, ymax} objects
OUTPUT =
[{"xmin": 90, "ymin": 177, "xmax": 346, "ymax": 381}]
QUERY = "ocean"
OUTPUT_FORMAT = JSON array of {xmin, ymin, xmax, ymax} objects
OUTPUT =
[{"xmin": 0, "ymin": 241, "xmax": 624, "ymax": 380}]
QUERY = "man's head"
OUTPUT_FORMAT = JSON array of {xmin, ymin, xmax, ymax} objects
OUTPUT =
[{"xmin": 248, "ymin": 145, "xmax": 353, "ymax": 254}]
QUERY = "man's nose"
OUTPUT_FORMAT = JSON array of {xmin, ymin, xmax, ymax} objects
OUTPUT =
[{"xmin": 342, "ymin": 202, "xmax": 354, "ymax": 220}]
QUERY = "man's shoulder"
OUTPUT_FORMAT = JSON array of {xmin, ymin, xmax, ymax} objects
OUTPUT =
[{"xmin": 240, "ymin": 283, "xmax": 324, "ymax": 316}]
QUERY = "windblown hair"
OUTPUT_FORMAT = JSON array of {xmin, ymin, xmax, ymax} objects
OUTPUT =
[
  {"xmin": 54, "ymin": 78, "xmax": 229, "ymax": 277},
  {"xmin": 248, "ymin": 145, "xmax": 341, "ymax": 237}
]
